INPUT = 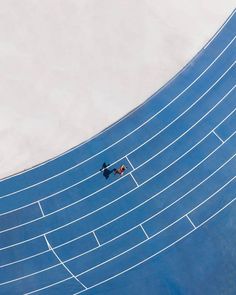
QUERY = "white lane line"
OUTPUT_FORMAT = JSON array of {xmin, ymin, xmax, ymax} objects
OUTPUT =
[
  {"xmin": 0, "ymin": 36, "xmax": 235, "ymax": 203},
  {"xmin": 186, "ymin": 214, "xmax": 196, "ymax": 229},
  {"xmin": 93, "ymin": 232, "xmax": 101, "ymax": 246},
  {"xmin": 1, "ymin": 163, "xmax": 235, "ymax": 285},
  {"xmin": 126, "ymin": 156, "xmax": 135, "ymax": 170},
  {"xmin": 38, "ymin": 202, "xmax": 45, "ymax": 217},
  {"xmin": 44, "ymin": 235, "xmax": 87, "ymax": 290},
  {"xmin": 0, "ymin": 249, "xmax": 50, "ymax": 268},
  {"xmin": 1, "ymin": 128, "xmax": 235, "ymax": 254},
  {"xmin": 203, "ymin": 9, "xmax": 235, "ymax": 49},
  {"xmin": 140, "ymin": 224, "xmax": 149, "ymax": 239},
  {"xmin": 188, "ymin": 178, "xmax": 236, "ymax": 216},
  {"xmin": 213, "ymin": 130, "xmax": 224, "ymax": 143},
  {"xmin": 126, "ymin": 156, "xmax": 139, "ymax": 186},
  {"xmin": 24, "ymin": 277, "xmax": 73, "ymax": 295},
  {"xmin": 73, "ymin": 198, "xmax": 236, "ymax": 294},
  {"xmin": 44, "ymin": 235, "xmax": 51, "ymax": 250},
  {"xmin": 1, "ymin": 79, "xmax": 235, "ymax": 236},
  {"xmin": 130, "ymin": 173, "xmax": 139, "ymax": 187}
]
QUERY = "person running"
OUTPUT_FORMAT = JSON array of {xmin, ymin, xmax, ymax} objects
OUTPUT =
[{"xmin": 114, "ymin": 164, "xmax": 127, "ymax": 176}]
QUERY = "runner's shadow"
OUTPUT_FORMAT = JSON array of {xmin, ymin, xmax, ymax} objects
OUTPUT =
[{"xmin": 100, "ymin": 162, "xmax": 115, "ymax": 180}]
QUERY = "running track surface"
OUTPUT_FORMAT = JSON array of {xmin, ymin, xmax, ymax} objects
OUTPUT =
[{"xmin": 0, "ymin": 10, "xmax": 235, "ymax": 295}]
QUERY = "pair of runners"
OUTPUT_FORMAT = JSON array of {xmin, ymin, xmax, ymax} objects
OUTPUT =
[{"xmin": 100, "ymin": 162, "xmax": 127, "ymax": 177}]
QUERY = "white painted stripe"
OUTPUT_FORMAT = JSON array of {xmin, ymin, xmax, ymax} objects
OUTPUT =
[
  {"xmin": 140, "ymin": 224, "xmax": 149, "ymax": 239},
  {"xmin": 24, "ymin": 277, "xmax": 73, "ymax": 295},
  {"xmin": 1, "ymin": 36, "xmax": 235, "ymax": 203},
  {"xmin": 186, "ymin": 214, "xmax": 196, "ymax": 229},
  {"xmin": 0, "ymin": 249, "xmax": 50, "ymax": 268},
  {"xmin": 44, "ymin": 235, "xmax": 51, "ymax": 250},
  {"xmin": 126, "ymin": 156, "xmax": 135, "ymax": 170},
  {"xmin": 213, "ymin": 130, "xmax": 224, "ymax": 143},
  {"xmin": 93, "ymin": 232, "xmax": 100, "ymax": 246},
  {"xmin": 44, "ymin": 236, "xmax": 87, "ymax": 290},
  {"xmin": 38, "ymin": 202, "xmax": 44, "ymax": 217},
  {"xmin": 130, "ymin": 173, "xmax": 139, "ymax": 187}
]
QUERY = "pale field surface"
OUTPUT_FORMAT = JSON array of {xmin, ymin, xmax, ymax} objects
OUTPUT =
[{"xmin": 0, "ymin": 0, "xmax": 235, "ymax": 178}]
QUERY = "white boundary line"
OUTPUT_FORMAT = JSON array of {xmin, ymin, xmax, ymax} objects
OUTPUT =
[
  {"xmin": 44, "ymin": 235, "xmax": 87, "ymax": 290},
  {"xmin": 126, "ymin": 156, "xmax": 135, "ymax": 170},
  {"xmin": 1, "ymin": 9, "xmax": 235, "ymax": 186},
  {"xmin": 93, "ymin": 232, "xmax": 100, "ymax": 246},
  {"xmin": 2, "ymin": 149, "xmax": 234, "ymax": 269},
  {"xmin": 1, "ymin": 84, "xmax": 234, "ymax": 235},
  {"xmin": 213, "ymin": 130, "xmax": 224, "ymax": 143},
  {"xmin": 186, "ymin": 214, "xmax": 196, "ymax": 229},
  {"xmin": 38, "ymin": 202, "xmax": 45, "ymax": 217},
  {"xmin": 130, "ymin": 174, "xmax": 139, "ymax": 187},
  {"xmin": 140, "ymin": 224, "xmax": 149, "ymax": 239},
  {"xmin": 0, "ymin": 36, "xmax": 235, "ymax": 202}
]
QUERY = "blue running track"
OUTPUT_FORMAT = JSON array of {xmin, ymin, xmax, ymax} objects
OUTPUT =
[{"xmin": 0, "ymin": 10, "xmax": 235, "ymax": 295}]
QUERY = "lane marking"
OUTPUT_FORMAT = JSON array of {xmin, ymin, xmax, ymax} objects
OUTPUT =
[
  {"xmin": 44, "ymin": 235, "xmax": 87, "ymax": 290},
  {"xmin": 93, "ymin": 232, "xmax": 101, "ymax": 247},
  {"xmin": 130, "ymin": 173, "xmax": 139, "ymax": 187},
  {"xmin": 0, "ymin": 36, "xmax": 235, "ymax": 203},
  {"xmin": 38, "ymin": 202, "xmax": 45, "ymax": 217},
  {"xmin": 213, "ymin": 130, "xmax": 224, "ymax": 143},
  {"xmin": 140, "ymin": 224, "xmax": 149, "ymax": 239},
  {"xmin": 186, "ymin": 214, "xmax": 196, "ymax": 229},
  {"xmin": 126, "ymin": 156, "xmax": 135, "ymax": 170}
]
